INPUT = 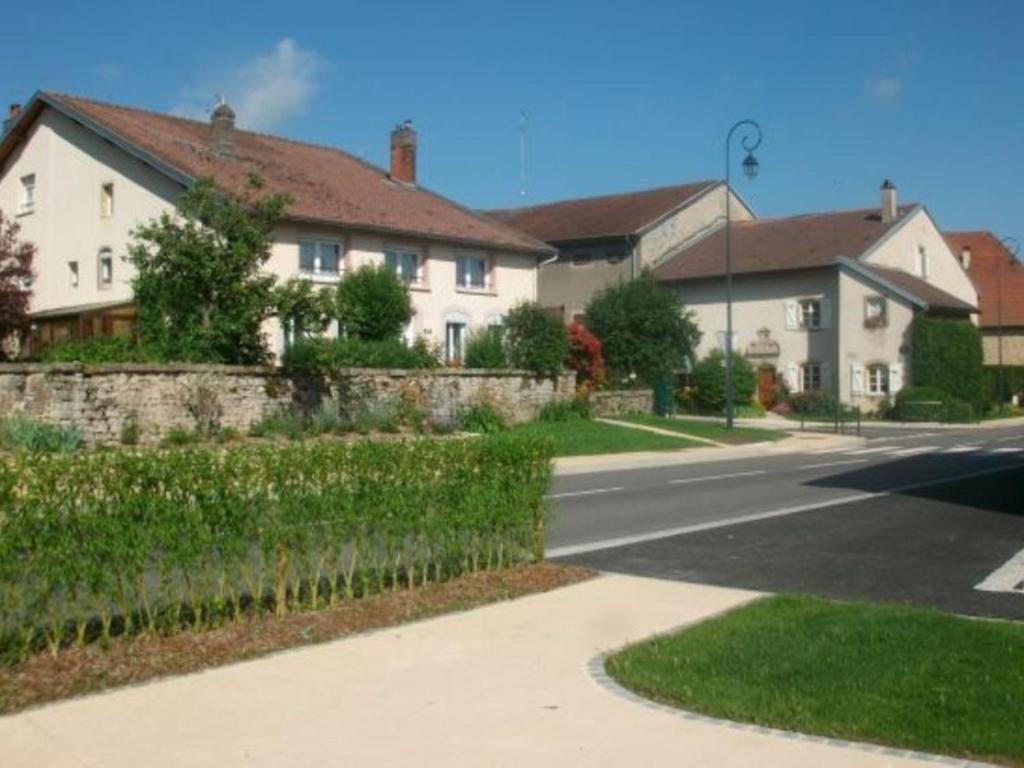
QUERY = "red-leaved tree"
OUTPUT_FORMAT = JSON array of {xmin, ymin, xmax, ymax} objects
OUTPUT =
[
  {"xmin": 0, "ymin": 210, "xmax": 35, "ymax": 359},
  {"xmin": 567, "ymin": 320, "xmax": 605, "ymax": 397}
]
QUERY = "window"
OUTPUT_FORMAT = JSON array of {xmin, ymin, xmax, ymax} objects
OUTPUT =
[
  {"xmin": 69, "ymin": 261, "xmax": 79, "ymax": 288},
  {"xmin": 798, "ymin": 299, "xmax": 821, "ymax": 329},
  {"xmin": 100, "ymin": 182, "xmax": 114, "ymax": 218},
  {"xmin": 802, "ymin": 362, "xmax": 822, "ymax": 392},
  {"xmin": 445, "ymin": 321, "xmax": 466, "ymax": 362},
  {"xmin": 865, "ymin": 296, "xmax": 887, "ymax": 328},
  {"xmin": 456, "ymin": 254, "xmax": 488, "ymax": 289},
  {"xmin": 19, "ymin": 174, "xmax": 35, "ymax": 214},
  {"xmin": 385, "ymin": 247, "xmax": 422, "ymax": 285},
  {"xmin": 867, "ymin": 364, "xmax": 889, "ymax": 396},
  {"xmin": 98, "ymin": 249, "xmax": 113, "ymax": 286},
  {"xmin": 918, "ymin": 246, "xmax": 930, "ymax": 278},
  {"xmin": 298, "ymin": 239, "xmax": 342, "ymax": 277}
]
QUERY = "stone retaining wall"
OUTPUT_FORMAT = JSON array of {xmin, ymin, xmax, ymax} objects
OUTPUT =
[
  {"xmin": 0, "ymin": 364, "xmax": 574, "ymax": 445},
  {"xmin": 589, "ymin": 389, "xmax": 653, "ymax": 417}
]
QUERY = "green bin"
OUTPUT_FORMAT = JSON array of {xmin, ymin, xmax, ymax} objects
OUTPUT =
[{"xmin": 653, "ymin": 375, "xmax": 675, "ymax": 416}]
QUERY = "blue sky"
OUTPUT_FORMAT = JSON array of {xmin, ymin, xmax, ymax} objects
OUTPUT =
[{"xmin": 4, "ymin": 0, "xmax": 1023, "ymax": 238}]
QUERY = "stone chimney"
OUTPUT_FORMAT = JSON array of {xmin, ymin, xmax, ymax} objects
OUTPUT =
[
  {"xmin": 880, "ymin": 179, "xmax": 897, "ymax": 223},
  {"xmin": 210, "ymin": 99, "xmax": 236, "ymax": 158},
  {"xmin": 389, "ymin": 120, "xmax": 417, "ymax": 184},
  {"xmin": 960, "ymin": 245, "xmax": 972, "ymax": 270},
  {"xmin": 2, "ymin": 103, "xmax": 21, "ymax": 136}
]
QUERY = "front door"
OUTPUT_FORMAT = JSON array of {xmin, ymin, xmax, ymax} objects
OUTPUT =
[{"xmin": 757, "ymin": 365, "xmax": 776, "ymax": 408}]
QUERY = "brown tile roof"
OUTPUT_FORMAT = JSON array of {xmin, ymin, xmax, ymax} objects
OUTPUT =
[
  {"xmin": 855, "ymin": 263, "xmax": 976, "ymax": 313},
  {"xmin": 653, "ymin": 205, "xmax": 917, "ymax": 281},
  {"xmin": 945, "ymin": 231, "xmax": 1024, "ymax": 327},
  {"xmin": 483, "ymin": 182, "xmax": 718, "ymax": 243},
  {"xmin": 6, "ymin": 92, "xmax": 550, "ymax": 255}
]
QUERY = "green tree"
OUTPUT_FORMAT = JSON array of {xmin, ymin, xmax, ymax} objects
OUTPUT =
[
  {"xmin": 504, "ymin": 301, "xmax": 568, "ymax": 377},
  {"xmin": 463, "ymin": 326, "xmax": 509, "ymax": 369},
  {"xmin": 336, "ymin": 265, "xmax": 413, "ymax": 341},
  {"xmin": 128, "ymin": 177, "xmax": 290, "ymax": 364},
  {"xmin": 691, "ymin": 350, "xmax": 757, "ymax": 413},
  {"xmin": 0, "ymin": 209, "xmax": 35, "ymax": 359},
  {"xmin": 583, "ymin": 272, "xmax": 701, "ymax": 385},
  {"xmin": 910, "ymin": 315, "xmax": 984, "ymax": 411},
  {"xmin": 273, "ymin": 278, "xmax": 336, "ymax": 349}
]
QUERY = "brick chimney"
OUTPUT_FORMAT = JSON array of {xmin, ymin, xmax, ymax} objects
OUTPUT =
[
  {"xmin": 210, "ymin": 99, "xmax": 236, "ymax": 158},
  {"xmin": 960, "ymin": 245, "xmax": 972, "ymax": 270},
  {"xmin": 880, "ymin": 179, "xmax": 897, "ymax": 223},
  {"xmin": 389, "ymin": 120, "xmax": 417, "ymax": 184}
]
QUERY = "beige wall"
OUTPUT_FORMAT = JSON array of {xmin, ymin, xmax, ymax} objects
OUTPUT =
[
  {"xmin": 537, "ymin": 246, "xmax": 632, "ymax": 320},
  {"xmin": 983, "ymin": 330, "xmax": 1024, "ymax": 366}
]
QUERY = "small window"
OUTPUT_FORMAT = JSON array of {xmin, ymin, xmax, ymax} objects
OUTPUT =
[
  {"xmin": 100, "ymin": 182, "xmax": 114, "ymax": 218},
  {"xmin": 98, "ymin": 249, "xmax": 113, "ymax": 286},
  {"xmin": 867, "ymin": 364, "xmax": 889, "ymax": 396},
  {"xmin": 456, "ymin": 254, "xmax": 488, "ymax": 289},
  {"xmin": 385, "ymin": 247, "xmax": 422, "ymax": 285},
  {"xmin": 798, "ymin": 299, "xmax": 821, "ymax": 329},
  {"xmin": 802, "ymin": 362, "xmax": 822, "ymax": 392},
  {"xmin": 918, "ymin": 246, "xmax": 929, "ymax": 279},
  {"xmin": 445, "ymin": 321, "xmax": 466, "ymax": 362},
  {"xmin": 69, "ymin": 261, "xmax": 79, "ymax": 288},
  {"xmin": 298, "ymin": 239, "xmax": 342, "ymax": 277},
  {"xmin": 865, "ymin": 296, "xmax": 887, "ymax": 328},
  {"xmin": 19, "ymin": 174, "xmax": 35, "ymax": 214}
]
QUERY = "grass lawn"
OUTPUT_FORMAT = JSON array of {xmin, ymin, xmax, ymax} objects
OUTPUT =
[
  {"xmin": 511, "ymin": 419, "xmax": 703, "ymax": 456},
  {"xmin": 983, "ymin": 407, "xmax": 1024, "ymax": 421},
  {"xmin": 607, "ymin": 595, "xmax": 1024, "ymax": 765},
  {"xmin": 616, "ymin": 413, "xmax": 786, "ymax": 444}
]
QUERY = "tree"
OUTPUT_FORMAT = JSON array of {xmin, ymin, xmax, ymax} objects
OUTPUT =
[
  {"xmin": 336, "ymin": 265, "xmax": 413, "ymax": 341},
  {"xmin": 910, "ymin": 314, "xmax": 984, "ymax": 412},
  {"xmin": 127, "ymin": 177, "xmax": 290, "ymax": 364},
  {"xmin": 504, "ymin": 301, "xmax": 568, "ymax": 377},
  {"xmin": 0, "ymin": 210, "xmax": 35, "ymax": 359},
  {"xmin": 566, "ymin": 320, "xmax": 605, "ymax": 393},
  {"xmin": 464, "ymin": 326, "xmax": 509, "ymax": 369},
  {"xmin": 273, "ymin": 278, "xmax": 336, "ymax": 348},
  {"xmin": 583, "ymin": 271, "xmax": 701, "ymax": 385},
  {"xmin": 692, "ymin": 349, "xmax": 757, "ymax": 413}
]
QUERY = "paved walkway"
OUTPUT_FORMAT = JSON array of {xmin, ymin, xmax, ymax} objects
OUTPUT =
[{"xmin": 2, "ymin": 575, "xmax": 951, "ymax": 767}]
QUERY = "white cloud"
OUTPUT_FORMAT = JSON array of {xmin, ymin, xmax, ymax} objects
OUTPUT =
[
  {"xmin": 174, "ymin": 39, "xmax": 324, "ymax": 130},
  {"xmin": 869, "ymin": 75, "xmax": 901, "ymax": 105}
]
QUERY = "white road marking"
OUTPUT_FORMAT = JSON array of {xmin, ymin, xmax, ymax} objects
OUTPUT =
[
  {"xmin": 942, "ymin": 445, "xmax": 979, "ymax": 453},
  {"xmin": 845, "ymin": 446, "xmax": 899, "ymax": 455},
  {"xmin": 988, "ymin": 447, "xmax": 1023, "ymax": 454},
  {"xmin": 547, "ymin": 486, "xmax": 624, "ymax": 499},
  {"xmin": 995, "ymin": 435, "xmax": 1023, "ymax": 442},
  {"xmin": 669, "ymin": 470, "xmax": 767, "ymax": 485},
  {"xmin": 889, "ymin": 446, "xmax": 940, "ymax": 456},
  {"xmin": 547, "ymin": 461, "xmax": 1024, "ymax": 559},
  {"xmin": 807, "ymin": 447, "xmax": 855, "ymax": 455},
  {"xmin": 869, "ymin": 432, "xmax": 938, "ymax": 442},
  {"xmin": 975, "ymin": 547, "xmax": 1024, "ymax": 594},
  {"xmin": 799, "ymin": 459, "xmax": 869, "ymax": 470}
]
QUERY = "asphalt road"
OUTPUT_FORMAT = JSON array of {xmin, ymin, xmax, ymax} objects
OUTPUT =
[{"xmin": 549, "ymin": 422, "xmax": 1024, "ymax": 619}]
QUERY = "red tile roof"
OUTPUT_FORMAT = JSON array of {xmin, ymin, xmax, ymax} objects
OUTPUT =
[
  {"xmin": 483, "ymin": 182, "xmax": 718, "ymax": 243},
  {"xmin": 945, "ymin": 231, "xmax": 1024, "ymax": 327},
  {"xmin": 653, "ymin": 206, "xmax": 916, "ymax": 281},
  {"xmin": 855, "ymin": 263, "xmax": 976, "ymax": 313},
  {"xmin": 4, "ymin": 92, "xmax": 550, "ymax": 255}
]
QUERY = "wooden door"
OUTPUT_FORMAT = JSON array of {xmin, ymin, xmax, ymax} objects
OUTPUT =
[{"xmin": 757, "ymin": 365, "xmax": 776, "ymax": 408}]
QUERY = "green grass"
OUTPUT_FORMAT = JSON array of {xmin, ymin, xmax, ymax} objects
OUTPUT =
[
  {"xmin": 510, "ymin": 419, "xmax": 702, "ymax": 457},
  {"xmin": 616, "ymin": 413, "xmax": 786, "ymax": 444},
  {"xmin": 982, "ymin": 407, "xmax": 1024, "ymax": 421},
  {"xmin": 607, "ymin": 595, "xmax": 1024, "ymax": 765}
]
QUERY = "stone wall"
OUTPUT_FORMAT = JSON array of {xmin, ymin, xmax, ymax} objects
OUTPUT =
[
  {"xmin": 0, "ymin": 364, "xmax": 575, "ymax": 445},
  {"xmin": 589, "ymin": 389, "xmax": 653, "ymax": 417}
]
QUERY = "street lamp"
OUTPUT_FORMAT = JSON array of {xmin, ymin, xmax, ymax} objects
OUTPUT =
[
  {"xmin": 724, "ymin": 119, "xmax": 762, "ymax": 429},
  {"xmin": 997, "ymin": 236, "xmax": 1019, "ymax": 411}
]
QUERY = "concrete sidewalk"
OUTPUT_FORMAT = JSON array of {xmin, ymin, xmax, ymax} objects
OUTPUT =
[{"xmin": 2, "ymin": 575, "xmax": 950, "ymax": 767}]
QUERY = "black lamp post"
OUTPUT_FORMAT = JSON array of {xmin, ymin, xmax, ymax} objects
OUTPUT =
[
  {"xmin": 998, "ymin": 236, "xmax": 1019, "ymax": 411},
  {"xmin": 724, "ymin": 120, "xmax": 762, "ymax": 429}
]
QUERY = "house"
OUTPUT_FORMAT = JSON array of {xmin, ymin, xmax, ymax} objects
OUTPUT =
[
  {"xmin": 944, "ymin": 231, "xmax": 1024, "ymax": 367},
  {"xmin": 0, "ymin": 92, "xmax": 552, "ymax": 360},
  {"xmin": 485, "ymin": 181, "xmax": 754, "ymax": 322},
  {"xmin": 653, "ymin": 182, "xmax": 978, "ymax": 409}
]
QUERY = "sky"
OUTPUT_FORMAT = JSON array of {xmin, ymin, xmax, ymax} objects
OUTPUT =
[{"xmin": 3, "ymin": 0, "xmax": 1023, "ymax": 241}]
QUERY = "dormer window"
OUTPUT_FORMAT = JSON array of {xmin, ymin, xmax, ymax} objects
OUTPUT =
[{"xmin": 18, "ymin": 174, "xmax": 35, "ymax": 214}]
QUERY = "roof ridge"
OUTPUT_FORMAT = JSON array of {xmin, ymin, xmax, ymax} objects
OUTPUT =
[
  {"xmin": 736, "ymin": 203, "xmax": 918, "ymax": 225},
  {"xmin": 484, "ymin": 180, "xmax": 718, "ymax": 214}
]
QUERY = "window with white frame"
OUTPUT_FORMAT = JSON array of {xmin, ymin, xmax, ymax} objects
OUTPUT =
[
  {"xmin": 798, "ymin": 299, "xmax": 821, "ymax": 329},
  {"xmin": 867, "ymin": 364, "xmax": 889, "ymax": 396},
  {"xmin": 98, "ymin": 249, "xmax": 113, "ymax": 287},
  {"xmin": 19, "ymin": 174, "xmax": 35, "ymax": 214},
  {"xmin": 445, "ymin": 321, "xmax": 467, "ymax": 362},
  {"xmin": 456, "ymin": 254, "xmax": 488, "ymax": 289},
  {"xmin": 298, "ymin": 239, "xmax": 342, "ymax": 277},
  {"xmin": 865, "ymin": 296, "xmax": 887, "ymax": 327},
  {"xmin": 385, "ymin": 247, "xmax": 422, "ymax": 285},
  {"xmin": 918, "ymin": 246, "xmax": 930, "ymax": 278},
  {"xmin": 100, "ymin": 182, "xmax": 114, "ymax": 219},
  {"xmin": 802, "ymin": 361, "xmax": 822, "ymax": 391},
  {"xmin": 69, "ymin": 261, "xmax": 79, "ymax": 288}
]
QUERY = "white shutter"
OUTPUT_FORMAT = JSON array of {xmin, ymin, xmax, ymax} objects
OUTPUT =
[
  {"xmin": 889, "ymin": 362, "xmax": 903, "ymax": 394},
  {"xmin": 786, "ymin": 362, "xmax": 800, "ymax": 392},
  {"xmin": 821, "ymin": 362, "xmax": 832, "ymax": 393},
  {"xmin": 851, "ymin": 363, "xmax": 864, "ymax": 395},
  {"xmin": 821, "ymin": 297, "xmax": 833, "ymax": 330},
  {"xmin": 784, "ymin": 301, "xmax": 798, "ymax": 330}
]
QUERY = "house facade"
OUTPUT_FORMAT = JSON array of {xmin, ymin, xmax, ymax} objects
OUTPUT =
[
  {"xmin": 945, "ymin": 231, "xmax": 1024, "ymax": 368},
  {"xmin": 0, "ymin": 93, "xmax": 551, "ymax": 360},
  {"xmin": 485, "ymin": 182, "xmax": 754, "ymax": 322},
  {"xmin": 653, "ymin": 182, "xmax": 978, "ymax": 409}
]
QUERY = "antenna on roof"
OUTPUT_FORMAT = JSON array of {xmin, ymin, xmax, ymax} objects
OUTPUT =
[{"xmin": 519, "ymin": 109, "xmax": 528, "ymax": 198}]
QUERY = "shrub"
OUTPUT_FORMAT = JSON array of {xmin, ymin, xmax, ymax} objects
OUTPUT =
[
  {"xmin": 0, "ymin": 435, "xmax": 553, "ymax": 659},
  {"xmin": 566, "ymin": 321, "xmax": 605, "ymax": 392},
  {"xmin": 984, "ymin": 365, "xmax": 1024, "ymax": 405},
  {"xmin": 119, "ymin": 416, "xmax": 141, "ymax": 446},
  {"xmin": 463, "ymin": 327, "xmax": 509, "ymax": 369},
  {"xmin": 459, "ymin": 403, "xmax": 508, "ymax": 434},
  {"xmin": 37, "ymin": 336, "xmax": 157, "ymax": 364},
  {"xmin": 0, "ymin": 209, "xmax": 35, "ymax": 359},
  {"xmin": 943, "ymin": 399, "xmax": 976, "ymax": 424},
  {"xmin": 160, "ymin": 426, "xmax": 198, "ymax": 447},
  {"xmin": 273, "ymin": 278, "xmax": 336, "ymax": 347},
  {"xmin": 691, "ymin": 350, "xmax": 757, "ymax": 413},
  {"xmin": 910, "ymin": 315, "xmax": 984, "ymax": 413},
  {"xmin": 249, "ymin": 409, "xmax": 308, "ymax": 440},
  {"xmin": 0, "ymin": 414, "xmax": 82, "ymax": 453},
  {"xmin": 282, "ymin": 337, "xmax": 439, "ymax": 375},
  {"xmin": 895, "ymin": 386, "xmax": 948, "ymax": 422},
  {"xmin": 787, "ymin": 391, "xmax": 835, "ymax": 416},
  {"xmin": 583, "ymin": 271, "xmax": 701, "ymax": 385},
  {"xmin": 537, "ymin": 398, "xmax": 591, "ymax": 423},
  {"xmin": 504, "ymin": 301, "xmax": 569, "ymax": 377},
  {"xmin": 336, "ymin": 265, "xmax": 413, "ymax": 342}
]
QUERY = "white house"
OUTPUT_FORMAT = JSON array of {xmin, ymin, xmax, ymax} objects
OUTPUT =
[{"xmin": 0, "ymin": 92, "xmax": 552, "ymax": 360}]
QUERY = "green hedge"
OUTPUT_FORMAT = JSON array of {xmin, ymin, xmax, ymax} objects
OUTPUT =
[
  {"xmin": 910, "ymin": 316, "xmax": 984, "ymax": 412},
  {"xmin": 0, "ymin": 435, "xmax": 553, "ymax": 662},
  {"xmin": 895, "ymin": 386, "xmax": 975, "ymax": 423},
  {"xmin": 983, "ymin": 366, "xmax": 1024, "ymax": 404}
]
